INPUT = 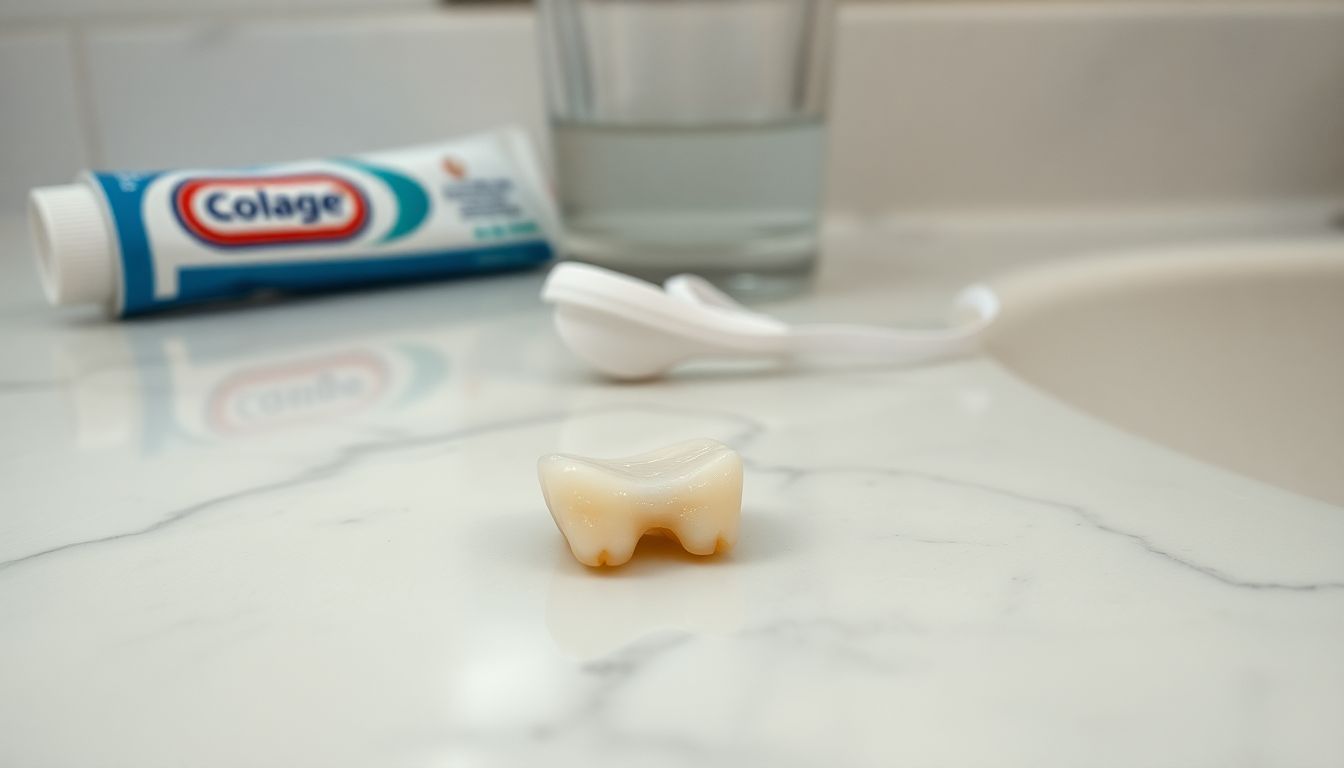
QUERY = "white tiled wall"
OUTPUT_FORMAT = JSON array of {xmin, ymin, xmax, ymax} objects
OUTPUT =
[
  {"xmin": 2, "ymin": 1, "xmax": 1344, "ymax": 219},
  {"xmin": 0, "ymin": 29, "xmax": 90, "ymax": 214},
  {"xmin": 82, "ymin": 11, "xmax": 547, "ymax": 169},
  {"xmin": 829, "ymin": 2, "xmax": 1344, "ymax": 214},
  {"xmin": 0, "ymin": 0, "xmax": 434, "ymax": 23}
]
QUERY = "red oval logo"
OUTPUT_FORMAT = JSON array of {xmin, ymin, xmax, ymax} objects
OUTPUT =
[{"xmin": 174, "ymin": 174, "xmax": 369, "ymax": 248}]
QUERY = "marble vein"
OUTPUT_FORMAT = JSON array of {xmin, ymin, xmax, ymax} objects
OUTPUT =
[
  {"xmin": 0, "ymin": 404, "xmax": 765, "ymax": 573},
  {"xmin": 440, "ymin": 632, "xmax": 750, "ymax": 764},
  {"xmin": 744, "ymin": 459, "xmax": 1344, "ymax": 592},
  {"xmin": 742, "ymin": 614, "xmax": 921, "ymax": 674}
]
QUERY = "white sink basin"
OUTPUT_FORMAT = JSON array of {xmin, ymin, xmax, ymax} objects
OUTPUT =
[{"xmin": 981, "ymin": 239, "xmax": 1344, "ymax": 506}]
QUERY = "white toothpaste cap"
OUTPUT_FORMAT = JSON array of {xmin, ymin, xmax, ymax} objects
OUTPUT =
[{"xmin": 29, "ymin": 183, "xmax": 115, "ymax": 307}]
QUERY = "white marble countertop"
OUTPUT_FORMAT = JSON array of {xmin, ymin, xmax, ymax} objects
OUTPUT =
[{"xmin": 1, "ymin": 212, "xmax": 1342, "ymax": 768}]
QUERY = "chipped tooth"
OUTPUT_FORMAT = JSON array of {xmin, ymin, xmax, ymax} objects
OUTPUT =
[{"xmin": 537, "ymin": 438, "xmax": 743, "ymax": 567}]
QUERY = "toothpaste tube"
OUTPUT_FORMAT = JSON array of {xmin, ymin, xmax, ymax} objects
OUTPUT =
[{"xmin": 28, "ymin": 127, "xmax": 559, "ymax": 317}]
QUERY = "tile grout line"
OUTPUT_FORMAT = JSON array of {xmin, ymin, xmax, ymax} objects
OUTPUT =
[
  {"xmin": 66, "ymin": 20, "xmax": 105, "ymax": 169},
  {"xmin": 0, "ymin": 4, "xmax": 503, "ymax": 31},
  {"xmin": 1, "ymin": 1, "xmax": 1340, "ymax": 29}
]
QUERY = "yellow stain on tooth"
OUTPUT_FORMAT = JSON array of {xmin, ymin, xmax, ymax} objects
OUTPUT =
[{"xmin": 537, "ymin": 438, "xmax": 743, "ymax": 567}]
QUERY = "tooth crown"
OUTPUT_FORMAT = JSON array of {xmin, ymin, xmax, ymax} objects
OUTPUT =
[{"xmin": 537, "ymin": 438, "xmax": 743, "ymax": 567}]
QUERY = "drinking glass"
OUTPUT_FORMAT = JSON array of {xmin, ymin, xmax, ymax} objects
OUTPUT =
[{"xmin": 537, "ymin": 0, "xmax": 837, "ymax": 297}]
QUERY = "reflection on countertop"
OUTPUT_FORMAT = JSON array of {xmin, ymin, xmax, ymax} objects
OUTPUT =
[{"xmin": 57, "ymin": 308, "xmax": 454, "ymax": 451}]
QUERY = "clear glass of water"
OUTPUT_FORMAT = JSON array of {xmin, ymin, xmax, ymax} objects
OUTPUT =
[{"xmin": 537, "ymin": 0, "xmax": 836, "ymax": 297}]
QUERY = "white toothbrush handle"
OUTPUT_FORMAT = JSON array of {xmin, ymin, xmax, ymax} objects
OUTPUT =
[{"xmin": 787, "ymin": 285, "xmax": 1000, "ymax": 365}]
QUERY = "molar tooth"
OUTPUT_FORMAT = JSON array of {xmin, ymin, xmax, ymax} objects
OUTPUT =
[{"xmin": 537, "ymin": 438, "xmax": 743, "ymax": 567}]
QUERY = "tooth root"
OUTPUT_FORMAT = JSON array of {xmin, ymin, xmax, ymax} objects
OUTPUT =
[{"xmin": 537, "ymin": 439, "xmax": 743, "ymax": 567}]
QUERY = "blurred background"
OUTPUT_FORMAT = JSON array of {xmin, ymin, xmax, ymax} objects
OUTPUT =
[{"xmin": 4, "ymin": 0, "xmax": 1344, "ymax": 221}]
